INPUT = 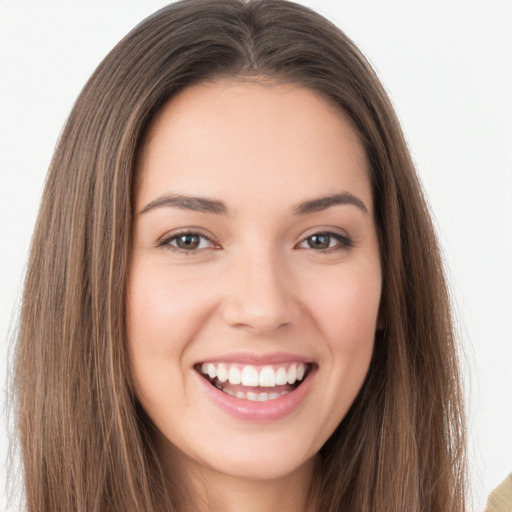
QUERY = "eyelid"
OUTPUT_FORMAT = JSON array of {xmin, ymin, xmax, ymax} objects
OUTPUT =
[
  {"xmin": 156, "ymin": 226, "xmax": 354, "ymax": 254},
  {"xmin": 295, "ymin": 228, "xmax": 355, "ymax": 252},
  {"xmin": 158, "ymin": 228, "xmax": 220, "ymax": 252}
]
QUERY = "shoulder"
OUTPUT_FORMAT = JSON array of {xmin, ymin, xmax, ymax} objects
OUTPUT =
[{"xmin": 486, "ymin": 473, "xmax": 512, "ymax": 512}]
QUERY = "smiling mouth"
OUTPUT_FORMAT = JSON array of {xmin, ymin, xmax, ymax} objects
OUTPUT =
[{"xmin": 194, "ymin": 361, "xmax": 312, "ymax": 402}]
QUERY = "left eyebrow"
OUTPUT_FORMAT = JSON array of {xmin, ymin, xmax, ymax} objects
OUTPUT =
[{"xmin": 294, "ymin": 192, "xmax": 369, "ymax": 215}]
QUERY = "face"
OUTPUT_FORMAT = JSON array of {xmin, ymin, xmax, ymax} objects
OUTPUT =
[{"xmin": 127, "ymin": 80, "xmax": 381, "ymax": 485}]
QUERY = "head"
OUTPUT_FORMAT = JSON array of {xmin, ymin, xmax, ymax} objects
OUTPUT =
[{"xmin": 14, "ymin": 1, "xmax": 466, "ymax": 511}]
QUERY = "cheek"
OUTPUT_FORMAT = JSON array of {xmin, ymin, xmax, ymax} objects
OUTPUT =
[
  {"xmin": 296, "ymin": 264, "xmax": 381, "ymax": 441},
  {"xmin": 303, "ymin": 262, "xmax": 381, "ymax": 402},
  {"xmin": 126, "ymin": 263, "xmax": 214, "ymax": 358},
  {"xmin": 306, "ymin": 265, "xmax": 381, "ymax": 347},
  {"xmin": 126, "ymin": 263, "xmax": 218, "ymax": 426},
  {"xmin": 126, "ymin": 263, "xmax": 205, "ymax": 406}
]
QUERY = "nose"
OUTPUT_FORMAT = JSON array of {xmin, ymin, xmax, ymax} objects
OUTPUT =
[{"xmin": 221, "ymin": 250, "xmax": 301, "ymax": 333}]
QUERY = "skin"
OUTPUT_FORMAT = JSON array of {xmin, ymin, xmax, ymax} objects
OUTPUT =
[{"xmin": 127, "ymin": 80, "xmax": 382, "ymax": 512}]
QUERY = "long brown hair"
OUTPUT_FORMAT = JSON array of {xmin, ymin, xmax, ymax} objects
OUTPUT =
[{"xmin": 12, "ymin": 1, "xmax": 467, "ymax": 510}]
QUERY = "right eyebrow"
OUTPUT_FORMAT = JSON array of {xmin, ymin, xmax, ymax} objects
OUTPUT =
[{"xmin": 139, "ymin": 193, "xmax": 228, "ymax": 215}]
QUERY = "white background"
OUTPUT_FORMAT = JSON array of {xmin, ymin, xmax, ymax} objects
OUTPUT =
[{"xmin": 1, "ymin": 1, "xmax": 511, "ymax": 510}]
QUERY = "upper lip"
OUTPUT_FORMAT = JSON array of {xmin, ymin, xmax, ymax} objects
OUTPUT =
[{"xmin": 195, "ymin": 351, "xmax": 315, "ymax": 366}]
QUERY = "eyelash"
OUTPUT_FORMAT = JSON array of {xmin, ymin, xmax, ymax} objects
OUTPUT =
[
  {"xmin": 296, "ymin": 231, "xmax": 354, "ymax": 252},
  {"xmin": 158, "ymin": 231, "xmax": 218, "ymax": 253},
  {"xmin": 158, "ymin": 230, "xmax": 354, "ymax": 254}
]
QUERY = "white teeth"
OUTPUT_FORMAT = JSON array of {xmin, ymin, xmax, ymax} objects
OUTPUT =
[
  {"xmin": 241, "ymin": 365, "xmax": 259, "ymax": 386},
  {"xmin": 275, "ymin": 367, "xmax": 288, "ymax": 385},
  {"xmin": 199, "ymin": 361, "xmax": 309, "ymax": 388},
  {"xmin": 217, "ymin": 363, "xmax": 228, "ymax": 383},
  {"xmin": 207, "ymin": 363, "xmax": 217, "ymax": 379},
  {"xmin": 222, "ymin": 389, "xmax": 290, "ymax": 401},
  {"xmin": 259, "ymin": 365, "xmax": 276, "ymax": 387},
  {"xmin": 245, "ymin": 391, "xmax": 284, "ymax": 401},
  {"xmin": 228, "ymin": 366, "xmax": 241, "ymax": 385},
  {"xmin": 287, "ymin": 364, "xmax": 297, "ymax": 384}
]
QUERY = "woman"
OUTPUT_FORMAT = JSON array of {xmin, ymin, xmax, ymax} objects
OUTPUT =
[{"xmin": 12, "ymin": 1, "xmax": 467, "ymax": 510}]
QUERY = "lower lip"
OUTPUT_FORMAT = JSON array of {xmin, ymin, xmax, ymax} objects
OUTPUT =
[{"xmin": 195, "ymin": 369, "xmax": 315, "ymax": 422}]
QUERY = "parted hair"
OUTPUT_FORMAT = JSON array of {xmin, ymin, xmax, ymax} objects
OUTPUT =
[{"xmin": 12, "ymin": 1, "xmax": 467, "ymax": 510}]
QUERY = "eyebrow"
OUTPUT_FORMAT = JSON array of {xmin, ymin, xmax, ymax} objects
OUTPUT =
[
  {"xmin": 139, "ymin": 193, "xmax": 228, "ymax": 215},
  {"xmin": 139, "ymin": 191, "xmax": 368, "ymax": 216},
  {"xmin": 294, "ymin": 192, "xmax": 368, "ymax": 215}
]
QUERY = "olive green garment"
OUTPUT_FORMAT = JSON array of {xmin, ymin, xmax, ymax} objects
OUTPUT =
[{"xmin": 486, "ymin": 474, "xmax": 512, "ymax": 512}]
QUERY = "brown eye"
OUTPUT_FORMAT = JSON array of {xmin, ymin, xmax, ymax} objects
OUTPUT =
[
  {"xmin": 176, "ymin": 234, "xmax": 201, "ymax": 250},
  {"xmin": 162, "ymin": 232, "xmax": 215, "ymax": 252},
  {"xmin": 306, "ymin": 233, "xmax": 332, "ymax": 250},
  {"xmin": 297, "ymin": 231, "xmax": 354, "ymax": 252}
]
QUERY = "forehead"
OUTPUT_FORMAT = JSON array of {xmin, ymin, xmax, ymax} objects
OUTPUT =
[{"xmin": 136, "ymin": 80, "xmax": 371, "ymax": 213}]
